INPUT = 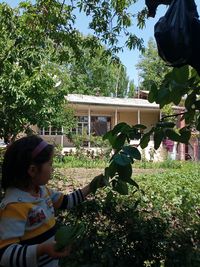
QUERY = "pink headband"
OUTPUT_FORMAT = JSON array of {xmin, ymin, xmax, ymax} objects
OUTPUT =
[{"xmin": 32, "ymin": 140, "xmax": 48, "ymax": 158}]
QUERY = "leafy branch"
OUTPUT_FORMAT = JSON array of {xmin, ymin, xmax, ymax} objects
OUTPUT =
[{"xmin": 90, "ymin": 122, "xmax": 146, "ymax": 196}]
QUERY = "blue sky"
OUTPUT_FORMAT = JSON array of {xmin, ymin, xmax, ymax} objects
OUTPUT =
[{"xmin": 2, "ymin": 0, "xmax": 200, "ymax": 85}]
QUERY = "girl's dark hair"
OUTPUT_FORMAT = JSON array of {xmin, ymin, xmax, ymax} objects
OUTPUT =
[{"xmin": 1, "ymin": 135, "xmax": 54, "ymax": 191}]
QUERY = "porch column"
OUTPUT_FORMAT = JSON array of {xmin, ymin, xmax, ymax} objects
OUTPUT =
[
  {"xmin": 159, "ymin": 111, "xmax": 162, "ymax": 120},
  {"xmin": 61, "ymin": 127, "xmax": 64, "ymax": 147},
  {"xmin": 115, "ymin": 108, "xmax": 118, "ymax": 125},
  {"xmin": 88, "ymin": 106, "xmax": 91, "ymax": 148},
  {"xmin": 179, "ymin": 116, "xmax": 185, "ymax": 160},
  {"xmin": 137, "ymin": 109, "xmax": 141, "ymax": 124},
  {"xmin": 193, "ymin": 137, "xmax": 198, "ymax": 161}
]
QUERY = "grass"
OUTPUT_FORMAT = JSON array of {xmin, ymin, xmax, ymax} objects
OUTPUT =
[{"xmin": 54, "ymin": 161, "xmax": 200, "ymax": 267}]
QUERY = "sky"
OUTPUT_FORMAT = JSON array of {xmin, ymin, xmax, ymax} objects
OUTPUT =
[{"xmin": 1, "ymin": 0, "xmax": 200, "ymax": 86}]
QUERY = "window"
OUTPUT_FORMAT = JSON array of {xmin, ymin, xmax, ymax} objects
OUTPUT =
[
  {"xmin": 39, "ymin": 127, "xmax": 63, "ymax": 136},
  {"xmin": 91, "ymin": 116, "xmax": 111, "ymax": 136},
  {"xmin": 72, "ymin": 116, "xmax": 89, "ymax": 135},
  {"xmin": 71, "ymin": 116, "xmax": 111, "ymax": 136}
]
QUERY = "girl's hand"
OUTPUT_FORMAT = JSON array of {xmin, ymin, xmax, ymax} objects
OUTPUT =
[
  {"xmin": 91, "ymin": 174, "xmax": 107, "ymax": 188},
  {"xmin": 89, "ymin": 174, "xmax": 108, "ymax": 193},
  {"xmin": 37, "ymin": 242, "xmax": 71, "ymax": 259},
  {"xmin": 81, "ymin": 174, "xmax": 107, "ymax": 197}
]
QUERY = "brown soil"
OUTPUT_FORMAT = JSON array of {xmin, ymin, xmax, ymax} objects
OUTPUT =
[{"xmin": 49, "ymin": 168, "xmax": 164, "ymax": 194}]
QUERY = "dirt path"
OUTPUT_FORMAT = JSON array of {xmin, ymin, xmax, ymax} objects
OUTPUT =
[{"xmin": 50, "ymin": 167, "xmax": 164, "ymax": 193}]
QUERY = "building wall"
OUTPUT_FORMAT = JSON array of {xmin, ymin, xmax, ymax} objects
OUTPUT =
[
  {"xmin": 140, "ymin": 111, "xmax": 160, "ymax": 130},
  {"xmin": 35, "ymin": 104, "xmax": 198, "ymax": 161},
  {"xmin": 118, "ymin": 110, "xmax": 160, "ymax": 129},
  {"xmin": 118, "ymin": 111, "xmax": 138, "ymax": 125}
]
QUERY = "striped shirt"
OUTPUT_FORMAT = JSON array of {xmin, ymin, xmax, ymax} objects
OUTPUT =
[{"xmin": 0, "ymin": 186, "xmax": 84, "ymax": 267}]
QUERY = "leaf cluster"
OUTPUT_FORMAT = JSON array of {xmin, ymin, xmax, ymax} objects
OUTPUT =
[
  {"xmin": 77, "ymin": 0, "xmax": 146, "ymax": 52},
  {"xmin": 148, "ymin": 65, "xmax": 200, "ymax": 131},
  {"xmin": 90, "ymin": 122, "xmax": 147, "ymax": 195}
]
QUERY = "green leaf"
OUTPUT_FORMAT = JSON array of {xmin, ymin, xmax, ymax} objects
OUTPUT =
[
  {"xmin": 140, "ymin": 131, "xmax": 152, "ymax": 149},
  {"xmin": 112, "ymin": 133, "xmax": 126, "ymax": 150},
  {"xmin": 172, "ymin": 66, "xmax": 189, "ymax": 84},
  {"xmin": 157, "ymin": 87, "xmax": 170, "ymax": 107},
  {"xmin": 165, "ymin": 129, "xmax": 182, "ymax": 142},
  {"xmin": 123, "ymin": 177, "xmax": 139, "ymax": 189},
  {"xmin": 195, "ymin": 100, "xmax": 200, "ymax": 109},
  {"xmin": 133, "ymin": 124, "xmax": 147, "ymax": 130},
  {"xmin": 113, "ymin": 180, "xmax": 128, "ymax": 195},
  {"xmin": 197, "ymin": 120, "xmax": 200, "ymax": 131},
  {"xmin": 113, "ymin": 153, "xmax": 132, "ymax": 166},
  {"xmin": 122, "ymin": 146, "xmax": 141, "ymax": 160},
  {"xmin": 179, "ymin": 127, "xmax": 191, "ymax": 144},
  {"xmin": 112, "ymin": 122, "xmax": 130, "ymax": 135},
  {"xmin": 128, "ymin": 128, "xmax": 141, "ymax": 140},
  {"xmin": 185, "ymin": 92, "xmax": 196, "ymax": 110},
  {"xmin": 103, "ymin": 131, "xmax": 113, "ymax": 141},
  {"xmin": 154, "ymin": 129, "xmax": 165, "ymax": 150},
  {"xmin": 183, "ymin": 109, "xmax": 196, "ymax": 124},
  {"xmin": 156, "ymin": 121, "xmax": 175, "ymax": 128},
  {"xmin": 117, "ymin": 163, "xmax": 132, "ymax": 179},
  {"xmin": 105, "ymin": 191, "xmax": 113, "ymax": 202},
  {"xmin": 171, "ymin": 90, "xmax": 182, "ymax": 106},
  {"xmin": 90, "ymin": 175, "xmax": 106, "ymax": 194},
  {"xmin": 107, "ymin": 161, "xmax": 117, "ymax": 178},
  {"xmin": 148, "ymin": 82, "xmax": 158, "ymax": 103}
]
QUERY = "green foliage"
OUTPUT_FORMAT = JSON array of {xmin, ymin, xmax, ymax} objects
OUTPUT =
[
  {"xmin": 56, "ymin": 163, "xmax": 200, "ymax": 267},
  {"xmin": 137, "ymin": 39, "xmax": 200, "ymax": 140},
  {"xmin": 0, "ymin": 0, "xmax": 139, "ymax": 142},
  {"xmin": 136, "ymin": 38, "xmax": 171, "ymax": 90},
  {"xmin": 101, "ymin": 122, "xmax": 146, "ymax": 195},
  {"xmin": 127, "ymin": 80, "xmax": 135, "ymax": 98},
  {"xmin": 68, "ymin": 48, "xmax": 130, "ymax": 97},
  {"xmin": 77, "ymin": 0, "xmax": 146, "ymax": 53},
  {"xmin": 55, "ymin": 223, "xmax": 85, "ymax": 251},
  {"xmin": 148, "ymin": 65, "xmax": 200, "ymax": 133},
  {"xmin": 0, "ymin": 1, "xmax": 77, "ymax": 141},
  {"xmin": 139, "ymin": 63, "xmax": 200, "ymax": 149}
]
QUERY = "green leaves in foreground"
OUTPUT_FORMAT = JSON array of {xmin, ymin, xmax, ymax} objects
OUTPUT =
[
  {"xmin": 101, "ymin": 123, "xmax": 142, "ymax": 195},
  {"xmin": 148, "ymin": 65, "xmax": 200, "ymax": 132},
  {"xmin": 55, "ymin": 223, "xmax": 85, "ymax": 251},
  {"xmin": 140, "ymin": 122, "xmax": 191, "ymax": 150},
  {"xmin": 91, "ymin": 119, "xmax": 192, "ymax": 196}
]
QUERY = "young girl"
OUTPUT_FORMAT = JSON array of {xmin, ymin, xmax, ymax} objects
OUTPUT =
[{"xmin": 0, "ymin": 135, "xmax": 104, "ymax": 267}]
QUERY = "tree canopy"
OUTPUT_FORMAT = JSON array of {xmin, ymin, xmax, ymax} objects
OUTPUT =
[
  {"xmin": 0, "ymin": 0, "xmax": 141, "ymax": 142},
  {"xmin": 66, "ymin": 45, "xmax": 131, "ymax": 97},
  {"xmin": 136, "ymin": 38, "xmax": 171, "ymax": 90},
  {"xmin": 0, "ymin": 0, "xmax": 199, "ymax": 145}
]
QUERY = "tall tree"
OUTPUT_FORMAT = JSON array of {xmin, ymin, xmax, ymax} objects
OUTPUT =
[
  {"xmin": 136, "ymin": 38, "xmax": 171, "ymax": 90},
  {"xmin": 0, "ymin": 1, "xmax": 79, "ymax": 142},
  {"xmin": 66, "ymin": 45, "xmax": 129, "ymax": 97},
  {"xmin": 0, "ymin": 0, "xmax": 199, "ymax": 146}
]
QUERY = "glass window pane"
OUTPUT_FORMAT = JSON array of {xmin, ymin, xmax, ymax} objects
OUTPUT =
[
  {"xmin": 44, "ymin": 128, "xmax": 50, "ymax": 135},
  {"xmin": 91, "ymin": 116, "xmax": 110, "ymax": 136},
  {"xmin": 51, "ymin": 127, "xmax": 56, "ymax": 135}
]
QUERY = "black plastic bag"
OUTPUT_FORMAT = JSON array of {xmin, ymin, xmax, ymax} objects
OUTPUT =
[
  {"xmin": 188, "ymin": 18, "xmax": 200, "ymax": 75},
  {"xmin": 154, "ymin": 0, "xmax": 192, "ymax": 67}
]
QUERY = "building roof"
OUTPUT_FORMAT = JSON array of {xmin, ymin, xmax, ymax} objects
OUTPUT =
[{"xmin": 65, "ymin": 94, "xmax": 160, "ymax": 109}]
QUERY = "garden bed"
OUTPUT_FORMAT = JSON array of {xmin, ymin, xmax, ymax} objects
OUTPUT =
[{"xmin": 51, "ymin": 162, "xmax": 200, "ymax": 267}]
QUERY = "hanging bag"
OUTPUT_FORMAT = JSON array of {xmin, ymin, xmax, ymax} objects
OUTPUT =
[
  {"xmin": 188, "ymin": 17, "xmax": 200, "ymax": 75},
  {"xmin": 154, "ymin": 0, "xmax": 192, "ymax": 67}
]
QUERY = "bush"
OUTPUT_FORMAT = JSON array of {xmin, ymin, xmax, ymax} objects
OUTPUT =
[{"xmin": 55, "ymin": 163, "xmax": 200, "ymax": 267}]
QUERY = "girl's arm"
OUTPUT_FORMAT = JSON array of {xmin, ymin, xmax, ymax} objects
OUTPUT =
[
  {"xmin": 0, "ymin": 243, "xmax": 38, "ymax": 267},
  {"xmin": 81, "ymin": 174, "xmax": 106, "ymax": 197},
  {"xmin": 56, "ymin": 174, "xmax": 105, "ymax": 210},
  {"xmin": 37, "ymin": 242, "xmax": 70, "ymax": 258}
]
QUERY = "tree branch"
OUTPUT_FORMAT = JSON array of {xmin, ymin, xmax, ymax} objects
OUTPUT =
[{"xmin": 161, "ymin": 112, "xmax": 187, "ymax": 121}]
